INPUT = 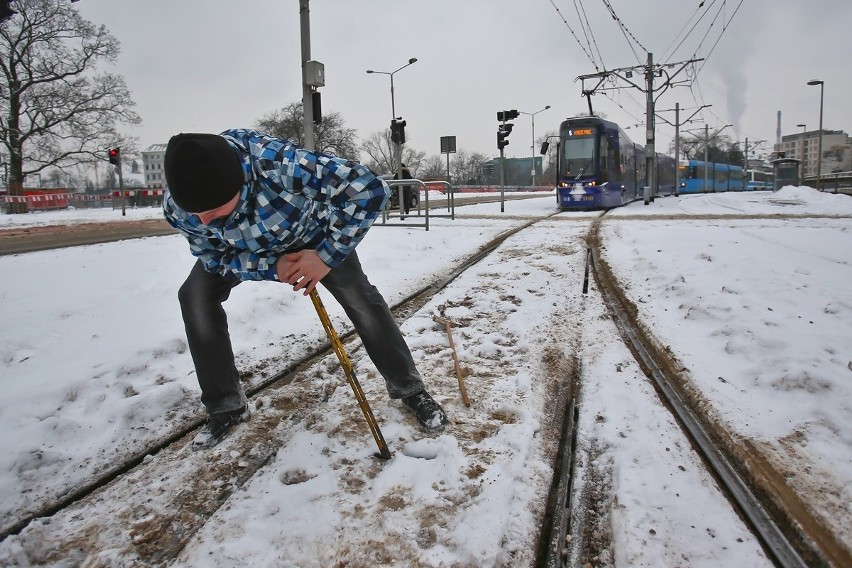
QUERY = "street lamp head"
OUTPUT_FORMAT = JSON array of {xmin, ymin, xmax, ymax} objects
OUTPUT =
[
  {"xmin": 366, "ymin": 70, "xmax": 375, "ymax": 74},
  {"xmin": 408, "ymin": 58, "xmax": 418, "ymax": 64},
  {"xmin": 807, "ymin": 79, "xmax": 823, "ymax": 86},
  {"xmin": 797, "ymin": 123, "xmax": 806, "ymax": 128},
  {"xmin": 544, "ymin": 105, "xmax": 551, "ymax": 110}
]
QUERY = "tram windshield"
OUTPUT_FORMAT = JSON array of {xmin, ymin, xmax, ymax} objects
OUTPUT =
[{"xmin": 561, "ymin": 135, "xmax": 596, "ymax": 179}]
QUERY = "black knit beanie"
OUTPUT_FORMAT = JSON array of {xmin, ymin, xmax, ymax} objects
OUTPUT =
[{"xmin": 164, "ymin": 133, "xmax": 244, "ymax": 212}]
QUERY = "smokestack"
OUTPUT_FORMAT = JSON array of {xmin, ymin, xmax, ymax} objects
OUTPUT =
[{"xmin": 776, "ymin": 110, "xmax": 782, "ymax": 145}]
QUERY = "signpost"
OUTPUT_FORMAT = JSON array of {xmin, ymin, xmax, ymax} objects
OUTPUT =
[
  {"xmin": 440, "ymin": 136, "xmax": 456, "ymax": 182},
  {"xmin": 440, "ymin": 136, "xmax": 457, "ymax": 213}
]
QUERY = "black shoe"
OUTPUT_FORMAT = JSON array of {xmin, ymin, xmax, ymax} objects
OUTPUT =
[
  {"xmin": 402, "ymin": 390, "xmax": 448, "ymax": 432},
  {"xmin": 192, "ymin": 406, "xmax": 251, "ymax": 450}
]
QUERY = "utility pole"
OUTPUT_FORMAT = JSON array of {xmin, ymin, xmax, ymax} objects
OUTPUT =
[
  {"xmin": 657, "ymin": 103, "xmax": 710, "ymax": 197},
  {"xmin": 299, "ymin": 0, "xmax": 314, "ymax": 151},
  {"xmin": 704, "ymin": 124, "xmax": 709, "ymax": 192},
  {"xmin": 743, "ymin": 138, "xmax": 766, "ymax": 189},
  {"xmin": 644, "ymin": 53, "xmax": 655, "ymax": 205},
  {"xmin": 682, "ymin": 124, "xmax": 732, "ymax": 192},
  {"xmin": 576, "ymin": 55, "xmax": 703, "ymax": 202},
  {"xmin": 675, "ymin": 103, "xmax": 680, "ymax": 195}
]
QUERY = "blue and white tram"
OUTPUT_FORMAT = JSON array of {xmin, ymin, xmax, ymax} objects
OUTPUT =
[
  {"xmin": 678, "ymin": 160, "xmax": 745, "ymax": 193},
  {"xmin": 746, "ymin": 169, "xmax": 773, "ymax": 191},
  {"xmin": 554, "ymin": 116, "xmax": 676, "ymax": 209}
]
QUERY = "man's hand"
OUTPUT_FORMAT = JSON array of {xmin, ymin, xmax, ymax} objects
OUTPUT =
[{"xmin": 275, "ymin": 250, "xmax": 331, "ymax": 295}]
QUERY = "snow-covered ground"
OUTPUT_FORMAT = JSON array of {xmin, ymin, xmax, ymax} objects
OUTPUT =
[{"xmin": 0, "ymin": 187, "xmax": 849, "ymax": 566}]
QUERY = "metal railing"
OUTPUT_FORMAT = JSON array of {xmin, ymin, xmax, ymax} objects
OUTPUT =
[
  {"xmin": 378, "ymin": 179, "xmax": 455, "ymax": 231},
  {"xmin": 801, "ymin": 171, "xmax": 852, "ymax": 194}
]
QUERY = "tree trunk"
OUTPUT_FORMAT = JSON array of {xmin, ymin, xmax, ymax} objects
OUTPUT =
[{"xmin": 6, "ymin": 180, "xmax": 26, "ymax": 214}]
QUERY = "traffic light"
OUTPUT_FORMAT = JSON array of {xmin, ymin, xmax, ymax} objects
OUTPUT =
[
  {"xmin": 497, "ymin": 123, "xmax": 513, "ymax": 150},
  {"xmin": 108, "ymin": 147, "xmax": 120, "ymax": 166},
  {"xmin": 497, "ymin": 109, "xmax": 518, "ymax": 150},
  {"xmin": 0, "ymin": 1, "xmax": 16, "ymax": 23},
  {"xmin": 390, "ymin": 118, "xmax": 406, "ymax": 144}
]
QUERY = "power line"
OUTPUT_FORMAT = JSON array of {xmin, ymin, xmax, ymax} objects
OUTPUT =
[
  {"xmin": 694, "ymin": 0, "xmax": 745, "ymax": 77},
  {"xmin": 676, "ymin": 0, "xmax": 748, "ymax": 140},
  {"xmin": 662, "ymin": 0, "xmax": 720, "ymax": 63},
  {"xmin": 574, "ymin": 0, "xmax": 606, "ymax": 69},
  {"xmin": 546, "ymin": 0, "xmax": 600, "ymax": 70},
  {"xmin": 600, "ymin": 0, "xmax": 648, "ymax": 63}
]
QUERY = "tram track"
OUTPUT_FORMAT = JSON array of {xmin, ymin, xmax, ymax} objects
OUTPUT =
[
  {"xmin": 3, "ymin": 205, "xmax": 846, "ymax": 565},
  {"xmin": 0, "ymin": 211, "xmax": 563, "ymax": 564},
  {"xmin": 575, "ymin": 211, "xmax": 834, "ymax": 567}
]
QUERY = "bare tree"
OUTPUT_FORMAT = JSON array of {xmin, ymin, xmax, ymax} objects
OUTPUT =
[
  {"xmin": 420, "ymin": 155, "xmax": 446, "ymax": 180},
  {"xmin": 450, "ymin": 150, "xmax": 489, "ymax": 185},
  {"xmin": 539, "ymin": 129, "xmax": 558, "ymax": 185},
  {"xmin": 0, "ymin": 0, "xmax": 140, "ymax": 213},
  {"xmin": 360, "ymin": 130, "xmax": 425, "ymax": 176},
  {"xmin": 673, "ymin": 131, "xmax": 741, "ymax": 164},
  {"xmin": 256, "ymin": 101, "xmax": 359, "ymax": 160}
]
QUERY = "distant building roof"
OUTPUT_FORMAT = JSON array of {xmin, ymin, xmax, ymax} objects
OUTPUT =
[{"xmin": 143, "ymin": 144, "xmax": 168, "ymax": 153}]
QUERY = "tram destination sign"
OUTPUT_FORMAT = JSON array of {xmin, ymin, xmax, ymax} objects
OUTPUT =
[{"xmin": 568, "ymin": 128, "xmax": 593, "ymax": 136}]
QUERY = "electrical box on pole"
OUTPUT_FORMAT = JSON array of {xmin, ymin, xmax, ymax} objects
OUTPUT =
[{"xmin": 304, "ymin": 60, "xmax": 325, "ymax": 87}]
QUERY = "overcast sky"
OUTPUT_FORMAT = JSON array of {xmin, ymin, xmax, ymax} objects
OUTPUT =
[{"xmin": 75, "ymin": 0, "xmax": 850, "ymax": 163}]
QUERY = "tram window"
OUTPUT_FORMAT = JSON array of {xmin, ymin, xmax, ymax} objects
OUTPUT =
[
  {"xmin": 600, "ymin": 137, "xmax": 609, "ymax": 182},
  {"xmin": 562, "ymin": 136, "xmax": 595, "ymax": 177}
]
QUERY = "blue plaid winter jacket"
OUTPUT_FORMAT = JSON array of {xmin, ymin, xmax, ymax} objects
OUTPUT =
[{"xmin": 163, "ymin": 129, "xmax": 390, "ymax": 281}]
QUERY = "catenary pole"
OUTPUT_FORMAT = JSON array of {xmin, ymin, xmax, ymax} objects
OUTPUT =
[
  {"xmin": 674, "ymin": 103, "xmax": 680, "ymax": 196},
  {"xmin": 704, "ymin": 124, "xmax": 709, "ymax": 192},
  {"xmin": 644, "ymin": 52, "xmax": 655, "ymax": 204}
]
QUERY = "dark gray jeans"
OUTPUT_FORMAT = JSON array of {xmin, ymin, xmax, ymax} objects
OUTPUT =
[{"xmin": 178, "ymin": 251, "xmax": 424, "ymax": 415}]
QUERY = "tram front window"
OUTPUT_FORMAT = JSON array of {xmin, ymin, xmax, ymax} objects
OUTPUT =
[{"xmin": 562, "ymin": 136, "xmax": 595, "ymax": 179}]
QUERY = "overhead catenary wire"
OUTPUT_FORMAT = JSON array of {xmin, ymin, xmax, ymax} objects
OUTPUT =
[
  {"xmin": 662, "ymin": 0, "xmax": 720, "ymax": 64},
  {"xmin": 573, "ymin": 0, "xmax": 606, "ymax": 70},
  {"xmin": 549, "ymin": 0, "xmax": 747, "ymax": 150},
  {"xmin": 662, "ymin": 0, "xmax": 747, "ymax": 142},
  {"xmin": 546, "ymin": 0, "xmax": 601, "ymax": 70},
  {"xmin": 600, "ymin": 0, "xmax": 648, "ymax": 63},
  {"xmin": 693, "ymin": 0, "xmax": 745, "ymax": 77},
  {"xmin": 689, "ymin": 0, "xmax": 728, "ymax": 65}
]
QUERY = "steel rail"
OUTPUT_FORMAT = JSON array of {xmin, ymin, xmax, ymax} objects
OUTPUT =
[
  {"xmin": 586, "ymin": 214, "xmax": 809, "ymax": 568},
  {"xmin": 1, "ymin": 210, "xmax": 561, "ymax": 542}
]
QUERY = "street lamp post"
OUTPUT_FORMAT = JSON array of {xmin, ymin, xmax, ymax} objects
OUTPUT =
[
  {"xmin": 807, "ymin": 80, "xmax": 824, "ymax": 191},
  {"xmin": 520, "ymin": 105, "xmax": 551, "ymax": 188},
  {"xmin": 367, "ymin": 57, "xmax": 417, "ymax": 122},
  {"xmin": 367, "ymin": 58, "xmax": 417, "ymax": 179},
  {"xmin": 796, "ymin": 123, "xmax": 807, "ymax": 178}
]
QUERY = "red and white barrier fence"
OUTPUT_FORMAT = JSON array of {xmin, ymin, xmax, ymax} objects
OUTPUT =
[
  {"xmin": 112, "ymin": 189, "xmax": 165, "ymax": 197},
  {"xmin": 2, "ymin": 189, "xmax": 165, "ymax": 212}
]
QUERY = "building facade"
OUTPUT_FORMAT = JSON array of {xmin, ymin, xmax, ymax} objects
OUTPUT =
[
  {"xmin": 776, "ymin": 130, "xmax": 851, "ymax": 177},
  {"xmin": 141, "ymin": 144, "xmax": 168, "ymax": 189}
]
